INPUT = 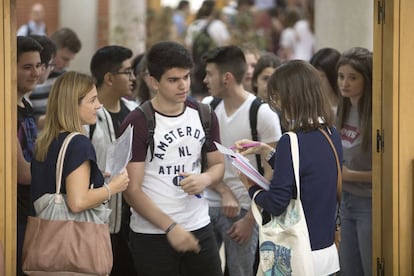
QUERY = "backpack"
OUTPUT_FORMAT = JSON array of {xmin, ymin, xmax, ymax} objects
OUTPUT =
[
  {"xmin": 192, "ymin": 21, "xmax": 216, "ymax": 64},
  {"xmin": 210, "ymin": 96, "xmax": 265, "ymax": 175},
  {"xmin": 138, "ymin": 98, "xmax": 213, "ymax": 172}
]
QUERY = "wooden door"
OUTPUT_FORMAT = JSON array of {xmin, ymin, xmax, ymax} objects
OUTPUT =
[
  {"xmin": 373, "ymin": 0, "xmax": 414, "ymax": 274},
  {"xmin": 0, "ymin": 0, "xmax": 17, "ymax": 275}
]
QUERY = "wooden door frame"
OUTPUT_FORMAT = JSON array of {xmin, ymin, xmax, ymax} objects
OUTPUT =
[
  {"xmin": 373, "ymin": 0, "xmax": 414, "ymax": 274},
  {"xmin": 0, "ymin": 0, "xmax": 17, "ymax": 275}
]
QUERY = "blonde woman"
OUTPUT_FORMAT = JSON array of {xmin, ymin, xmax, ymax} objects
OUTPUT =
[{"xmin": 31, "ymin": 71, "xmax": 129, "ymax": 218}]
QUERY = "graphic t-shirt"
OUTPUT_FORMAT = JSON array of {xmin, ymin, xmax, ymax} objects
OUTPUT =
[
  {"xmin": 341, "ymin": 105, "xmax": 372, "ymax": 197},
  {"xmin": 120, "ymin": 100, "xmax": 221, "ymax": 234}
]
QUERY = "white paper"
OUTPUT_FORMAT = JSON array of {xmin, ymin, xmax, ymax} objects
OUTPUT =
[
  {"xmin": 214, "ymin": 142, "xmax": 270, "ymax": 190},
  {"xmin": 105, "ymin": 124, "xmax": 133, "ymax": 181}
]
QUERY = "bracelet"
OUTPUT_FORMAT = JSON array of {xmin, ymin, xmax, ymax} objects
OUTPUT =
[
  {"xmin": 103, "ymin": 183, "xmax": 111, "ymax": 203},
  {"xmin": 265, "ymin": 148, "xmax": 276, "ymax": 162},
  {"xmin": 165, "ymin": 222, "xmax": 177, "ymax": 234}
]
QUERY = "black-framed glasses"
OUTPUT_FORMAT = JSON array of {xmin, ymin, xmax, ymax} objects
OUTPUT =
[{"xmin": 113, "ymin": 68, "xmax": 134, "ymax": 77}]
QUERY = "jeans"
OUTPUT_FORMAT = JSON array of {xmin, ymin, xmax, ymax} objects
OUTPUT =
[
  {"xmin": 339, "ymin": 191, "xmax": 372, "ymax": 276},
  {"xmin": 210, "ymin": 207, "xmax": 258, "ymax": 276},
  {"xmin": 129, "ymin": 223, "xmax": 222, "ymax": 276}
]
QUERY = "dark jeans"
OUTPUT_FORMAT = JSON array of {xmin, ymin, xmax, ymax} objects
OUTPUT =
[
  {"xmin": 110, "ymin": 231, "xmax": 137, "ymax": 276},
  {"xmin": 129, "ymin": 223, "xmax": 223, "ymax": 276},
  {"xmin": 110, "ymin": 201, "xmax": 137, "ymax": 276}
]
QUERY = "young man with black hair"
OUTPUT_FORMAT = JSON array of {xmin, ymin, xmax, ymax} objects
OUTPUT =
[
  {"xmin": 28, "ymin": 35, "xmax": 57, "ymax": 127},
  {"xmin": 16, "ymin": 35, "xmax": 43, "ymax": 276},
  {"xmin": 28, "ymin": 28, "xmax": 82, "ymax": 128},
  {"xmin": 119, "ymin": 41, "xmax": 225, "ymax": 276},
  {"xmin": 202, "ymin": 45, "xmax": 282, "ymax": 276},
  {"xmin": 89, "ymin": 45, "xmax": 138, "ymax": 276}
]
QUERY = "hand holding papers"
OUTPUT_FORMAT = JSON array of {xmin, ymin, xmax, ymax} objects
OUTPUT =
[
  {"xmin": 214, "ymin": 142, "xmax": 270, "ymax": 190},
  {"xmin": 105, "ymin": 124, "xmax": 133, "ymax": 181}
]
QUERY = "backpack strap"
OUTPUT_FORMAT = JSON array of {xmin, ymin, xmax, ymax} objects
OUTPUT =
[
  {"xmin": 209, "ymin": 97, "xmax": 222, "ymax": 110},
  {"xmin": 249, "ymin": 97, "xmax": 265, "ymax": 175},
  {"xmin": 138, "ymin": 101, "xmax": 156, "ymax": 161},
  {"xmin": 196, "ymin": 101, "xmax": 212, "ymax": 172}
]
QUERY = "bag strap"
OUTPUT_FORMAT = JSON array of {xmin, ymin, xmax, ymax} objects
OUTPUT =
[
  {"xmin": 249, "ymin": 97, "xmax": 264, "ymax": 175},
  {"xmin": 286, "ymin": 132, "xmax": 301, "ymax": 200},
  {"xmin": 138, "ymin": 101, "xmax": 156, "ymax": 161},
  {"xmin": 55, "ymin": 132, "xmax": 82, "ymax": 195},
  {"xmin": 318, "ymin": 128, "xmax": 342, "ymax": 205},
  {"xmin": 196, "ymin": 101, "xmax": 212, "ymax": 172}
]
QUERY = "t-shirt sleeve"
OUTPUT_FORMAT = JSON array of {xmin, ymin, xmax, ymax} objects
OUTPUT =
[
  {"xmin": 257, "ymin": 103, "xmax": 282, "ymax": 143},
  {"xmin": 205, "ymin": 110, "xmax": 221, "ymax": 153},
  {"xmin": 62, "ymin": 134, "xmax": 103, "ymax": 189},
  {"xmin": 119, "ymin": 109, "xmax": 148, "ymax": 162}
]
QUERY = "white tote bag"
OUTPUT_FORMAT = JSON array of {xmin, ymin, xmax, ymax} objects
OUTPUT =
[{"xmin": 252, "ymin": 132, "xmax": 314, "ymax": 276}]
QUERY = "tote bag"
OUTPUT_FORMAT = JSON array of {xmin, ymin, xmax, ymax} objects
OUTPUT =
[
  {"xmin": 251, "ymin": 132, "xmax": 314, "ymax": 276},
  {"xmin": 22, "ymin": 132, "xmax": 113, "ymax": 276}
]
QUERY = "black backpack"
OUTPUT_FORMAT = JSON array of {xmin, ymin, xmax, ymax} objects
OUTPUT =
[
  {"xmin": 138, "ymin": 98, "xmax": 213, "ymax": 172},
  {"xmin": 210, "ymin": 96, "xmax": 265, "ymax": 175},
  {"xmin": 192, "ymin": 21, "xmax": 216, "ymax": 64}
]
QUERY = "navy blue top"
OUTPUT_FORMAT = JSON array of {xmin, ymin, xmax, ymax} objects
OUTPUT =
[
  {"xmin": 31, "ymin": 132, "xmax": 104, "ymax": 204},
  {"xmin": 249, "ymin": 127, "xmax": 343, "ymax": 250}
]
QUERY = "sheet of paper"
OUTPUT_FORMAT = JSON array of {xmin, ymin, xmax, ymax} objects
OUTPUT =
[
  {"xmin": 105, "ymin": 124, "xmax": 133, "ymax": 181},
  {"xmin": 214, "ymin": 142, "xmax": 270, "ymax": 190}
]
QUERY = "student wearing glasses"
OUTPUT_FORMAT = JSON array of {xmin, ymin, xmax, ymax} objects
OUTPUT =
[{"xmin": 89, "ymin": 45, "xmax": 138, "ymax": 276}]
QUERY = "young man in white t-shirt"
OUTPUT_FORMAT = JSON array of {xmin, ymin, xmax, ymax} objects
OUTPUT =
[
  {"xmin": 202, "ymin": 45, "xmax": 282, "ymax": 276},
  {"xmin": 119, "ymin": 41, "xmax": 225, "ymax": 276}
]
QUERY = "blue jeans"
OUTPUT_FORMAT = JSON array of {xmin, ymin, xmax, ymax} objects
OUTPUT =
[
  {"xmin": 209, "ymin": 207, "xmax": 258, "ymax": 276},
  {"xmin": 129, "ymin": 223, "xmax": 222, "ymax": 276},
  {"xmin": 339, "ymin": 191, "xmax": 372, "ymax": 276}
]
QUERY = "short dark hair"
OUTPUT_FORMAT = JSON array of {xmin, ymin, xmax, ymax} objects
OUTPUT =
[
  {"xmin": 146, "ymin": 41, "xmax": 193, "ymax": 81},
  {"xmin": 177, "ymin": 0, "xmax": 189, "ymax": 10},
  {"xmin": 17, "ymin": 36, "xmax": 43, "ymax": 62},
  {"xmin": 203, "ymin": 45, "xmax": 247, "ymax": 84},
  {"xmin": 195, "ymin": 1, "xmax": 215, "ymax": 19},
  {"xmin": 50, "ymin": 27, "xmax": 82, "ymax": 53},
  {"xmin": 29, "ymin": 35, "xmax": 57, "ymax": 67},
  {"xmin": 90, "ymin": 45, "xmax": 133, "ymax": 87}
]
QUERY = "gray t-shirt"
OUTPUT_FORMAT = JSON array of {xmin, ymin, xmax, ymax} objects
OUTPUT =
[{"xmin": 341, "ymin": 105, "xmax": 372, "ymax": 197}]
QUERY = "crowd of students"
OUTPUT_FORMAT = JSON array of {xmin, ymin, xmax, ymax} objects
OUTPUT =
[{"xmin": 16, "ymin": 1, "xmax": 372, "ymax": 276}]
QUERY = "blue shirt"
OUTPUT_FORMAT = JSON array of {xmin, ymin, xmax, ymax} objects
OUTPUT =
[
  {"xmin": 31, "ymin": 132, "xmax": 104, "ymax": 204},
  {"xmin": 249, "ymin": 127, "xmax": 343, "ymax": 250}
]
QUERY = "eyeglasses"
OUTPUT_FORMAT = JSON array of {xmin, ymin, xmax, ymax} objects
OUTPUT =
[{"xmin": 113, "ymin": 68, "xmax": 134, "ymax": 78}]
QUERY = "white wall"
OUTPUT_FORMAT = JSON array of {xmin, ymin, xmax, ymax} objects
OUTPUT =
[
  {"xmin": 59, "ymin": 0, "xmax": 97, "ymax": 73},
  {"xmin": 314, "ymin": 0, "xmax": 373, "ymax": 52}
]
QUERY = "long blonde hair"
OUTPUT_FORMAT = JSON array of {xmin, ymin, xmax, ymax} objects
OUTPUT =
[{"xmin": 35, "ymin": 71, "xmax": 95, "ymax": 161}]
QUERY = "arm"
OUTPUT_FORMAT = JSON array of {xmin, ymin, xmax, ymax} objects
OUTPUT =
[
  {"xmin": 180, "ymin": 150, "xmax": 225, "ymax": 195},
  {"xmin": 342, "ymin": 165, "xmax": 372, "ymax": 183},
  {"xmin": 124, "ymin": 161, "xmax": 200, "ymax": 253},
  {"xmin": 227, "ymin": 208, "xmax": 256, "ymax": 244},
  {"xmin": 262, "ymin": 141, "xmax": 277, "ymax": 180},
  {"xmin": 17, "ymin": 141, "xmax": 31, "ymax": 185},
  {"xmin": 66, "ymin": 160, "xmax": 129, "ymax": 213},
  {"xmin": 210, "ymin": 181, "xmax": 240, "ymax": 218}
]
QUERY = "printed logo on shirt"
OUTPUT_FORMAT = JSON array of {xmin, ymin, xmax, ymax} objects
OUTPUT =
[
  {"xmin": 341, "ymin": 124, "xmax": 360, "ymax": 144},
  {"xmin": 153, "ymin": 125, "xmax": 205, "ymax": 176}
]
